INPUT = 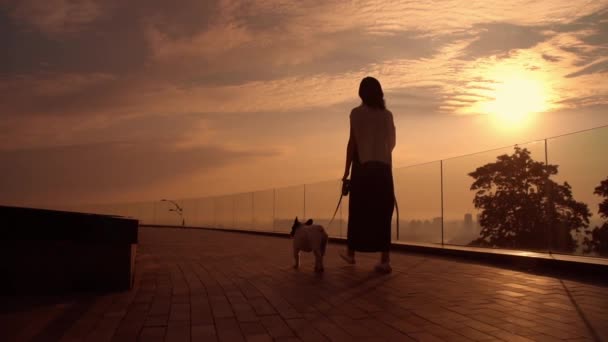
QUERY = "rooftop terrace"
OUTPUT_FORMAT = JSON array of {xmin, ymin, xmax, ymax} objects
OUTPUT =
[{"xmin": 2, "ymin": 226, "xmax": 607, "ymax": 342}]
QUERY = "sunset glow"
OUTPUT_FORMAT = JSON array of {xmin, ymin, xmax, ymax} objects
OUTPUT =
[
  {"xmin": 485, "ymin": 75, "xmax": 548, "ymax": 129},
  {"xmin": 1, "ymin": 1, "xmax": 607, "ymax": 206}
]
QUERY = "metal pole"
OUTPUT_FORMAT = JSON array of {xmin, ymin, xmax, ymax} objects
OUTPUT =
[
  {"xmin": 440, "ymin": 160, "xmax": 445, "ymax": 247},
  {"xmin": 153, "ymin": 202, "xmax": 157, "ymax": 225},
  {"xmin": 339, "ymin": 188, "xmax": 343, "ymax": 238},
  {"xmin": 213, "ymin": 198, "xmax": 217, "ymax": 227},
  {"xmin": 545, "ymin": 139, "xmax": 551, "ymax": 254},
  {"xmin": 251, "ymin": 192, "xmax": 255, "ymax": 230},
  {"xmin": 272, "ymin": 188, "xmax": 276, "ymax": 232},
  {"xmin": 303, "ymin": 184, "xmax": 306, "ymax": 219}
]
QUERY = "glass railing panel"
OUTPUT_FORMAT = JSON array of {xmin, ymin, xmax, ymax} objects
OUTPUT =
[
  {"xmin": 547, "ymin": 126, "xmax": 608, "ymax": 257},
  {"xmin": 197, "ymin": 197, "xmax": 214, "ymax": 228},
  {"xmin": 443, "ymin": 140, "xmax": 546, "ymax": 251},
  {"xmin": 180, "ymin": 199, "xmax": 197, "ymax": 227},
  {"xmin": 253, "ymin": 189, "xmax": 274, "ymax": 232},
  {"xmin": 125, "ymin": 202, "xmax": 141, "ymax": 221},
  {"xmin": 214, "ymin": 195, "xmax": 234, "ymax": 229},
  {"xmin": 123, "ymin": 202, "xmax": 142, "ymax": 223},
  {"xmin": 393, "ymin": 161, "xmax": 442, "ymax": 245},
  {"xmin": 274, "ymin": 185, "xmax": 304, "ymax": 234},
  {"xmin": 88, "ymin": 203, "xmax": 109, "ymax": 215},
  {"xmin": 304, "ymin": 180, "xmax": 343, "ymax": 238},
  {"xmin": 136, "ymin": 202, "xmax": 155, "ymax": 225},
  {"xmin": 98, "ymin": 203, "xmax": 120, "ymax": 217},
  {"xmin": 234, "ymin": 192, "xmax": 254, "ymax": 230}
]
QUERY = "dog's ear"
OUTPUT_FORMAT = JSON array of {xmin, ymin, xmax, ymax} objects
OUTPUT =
[
  {"xmin": 305, "ymin": 219, "xmax": 313, "ymax": 225},
  {"xmin": 290, "ymin": 217, "xmax": 299, "ymax": 237}
]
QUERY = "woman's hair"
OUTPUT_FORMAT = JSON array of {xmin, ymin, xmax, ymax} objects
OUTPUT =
[{"xmin": 358, "ymin": 76, "xmax": 386, "ymax": 110}]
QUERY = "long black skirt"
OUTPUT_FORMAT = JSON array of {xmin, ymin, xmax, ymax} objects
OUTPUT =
[{"xmin": 347, "ymin": 158, "xmax": 394, "ymax": 252}]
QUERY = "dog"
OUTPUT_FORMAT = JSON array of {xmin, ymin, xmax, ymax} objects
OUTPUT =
[{"xmin": 290, "ymin": 217, "xmax": 328, "ymax": 273}]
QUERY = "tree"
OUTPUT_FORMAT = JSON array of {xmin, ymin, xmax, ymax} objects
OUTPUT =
[
  {"xmin": 583, "ymin": 178, "xmax": 608, "ymax": 256},
  {"xmin": 468, "ymin": 147, "xmax": 591, "ymax": 252}
]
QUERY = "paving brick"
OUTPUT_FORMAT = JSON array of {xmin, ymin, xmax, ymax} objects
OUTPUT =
[
  {"xmin": 165, "ymin": 320, "xmax": 190, "ymax": 342},
  {"xmin": 285, "ymin": 318, "xmax": 329, "ymax": 342},
  {"xmin": 406, "ymin": 332, "xmax": 445, "ymax": 342},
  {"xmin": 211, "ymin": 296, "xmax": 235, "ymax": 318},
  {"xmin": 191, "ymin": 324, "xmax": 217, "ymax": 341},
  {"xmin": 486, "ymin": 329, "xmax": 535, "ymax": 342},
  {"xmin": 311, "ymin": 317, "xmax": 353, "ymax": 342},
  {"xmin": 248, "ymin": 297, "xmax": 277, "ymax": 316},
  {"xmin": 215, "ymin": 317, "xmax": 245, "ymax": 342},
  {"xmin": 138, "ymin": 326, "xmax": 166, "ymax": 342},
  {"xmin": 169, "ymin": 303, "xmax": 190, "ymax": 322},
  {"xmin": 260, "ymin": 315, "xmax": 295, "ymax": 339},
  {"xmin": 144, "ymin": 314, "xmax": 168, "ymax": 327},
  {"xmin": 452, "ymin": 326, "xmax": 496, "ymax": 341},
  {"xmin": 245, "ymin": 335, "xmax": 273, "ymax": 342}
]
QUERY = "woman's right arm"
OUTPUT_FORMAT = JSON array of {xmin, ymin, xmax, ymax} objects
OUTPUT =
[{"xmin": 343, "ymin": 120, "xmax": 355, "ymax": 181}]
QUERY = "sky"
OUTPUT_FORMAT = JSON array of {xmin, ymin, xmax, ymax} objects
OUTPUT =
[{"xmin": 1, "ymin": 0, "xmax": 608, "ymax": 208}]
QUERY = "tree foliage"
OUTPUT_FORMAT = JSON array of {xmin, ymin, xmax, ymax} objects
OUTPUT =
[
  {"xmin": 583, "ymin": 177, "xmax": 608, "ymax": 256},
  {"xmin": 468, "ymin": 147, "xmax": 590, "ymax": 252}
]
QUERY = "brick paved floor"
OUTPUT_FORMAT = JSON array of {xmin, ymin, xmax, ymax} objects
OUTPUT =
[{"xmin": 1, "ymin": 227, "xmax": 607, "ymax": 341}]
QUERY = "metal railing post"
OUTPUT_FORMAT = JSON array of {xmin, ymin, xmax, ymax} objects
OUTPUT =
[
  {"xmin": 339, "ymin": 185, "xmax": 343, "ymax": 238},
  {"xmin": 232, "ymin": 196, "xmax": 236, "ymax": 228},
  {"xmin": 251, "ymin": 192, "xmax": 255, "ymax": 230},
  {"xmin": 545, "ymin": 139, "xmax": 552, "ymax": 254},
  {"xmin": 153, "ymin": 201, "xmax": 157, "ymax": 225},
  {"xmin": 303, "ymin": 184, "xmax": 306, "ymax": 219},
  {"xmin": 213, "ymin": 198, "xmax": 217, "ymax": 227},
  {"xmin": 272, "ymin": 188, "xmax": 276, "ymax": 232},
  {"xmin": 440, "ymin": 160, "xmax": 445, "ymax": 247}
]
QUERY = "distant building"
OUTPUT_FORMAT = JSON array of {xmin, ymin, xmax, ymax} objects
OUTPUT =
[{"xmin": 464, "ymin": 213, "xmax": 473, "ymax": 231}]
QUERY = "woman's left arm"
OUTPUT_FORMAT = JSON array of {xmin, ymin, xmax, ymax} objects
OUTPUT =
[
  {"xmin": 388, "ymin": 113, "xmax": 396, "ymax": 151},
  {"xmin": 343, "ymin": 121, "xmax": 355, "ymax": 181}
]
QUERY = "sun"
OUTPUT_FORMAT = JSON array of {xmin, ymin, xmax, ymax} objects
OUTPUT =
[
  {"xmin": 477, "ymin": 67, "xmax": 550, "ymax": 130},
  {"xmin": 483, "ymin": 76, "xmax": 547, "ymax": 127}
]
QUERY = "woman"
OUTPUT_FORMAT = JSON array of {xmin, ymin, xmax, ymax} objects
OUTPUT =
[{"xmin": 341, "ymin": 76, "xmax": 396, "ymax": 273}]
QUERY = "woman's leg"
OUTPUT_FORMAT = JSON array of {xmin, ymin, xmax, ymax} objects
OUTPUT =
[
  {"xmin": 375, "ymin": 250, "xmax": 392, "ymax": 273},
  {"xmin": 340, "ymin": 247, "xmax": 356, "ymax": 264}
]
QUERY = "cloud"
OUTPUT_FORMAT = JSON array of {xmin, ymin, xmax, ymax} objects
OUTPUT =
[
  {"xmin": 554, "ymin": 8, "xmax": 608, "ymax": 66},
  {"xmin": 0, "ymin": 71, "xmax": 120, "ymax": 117},
  {"xmin": 385, "ymin": 85, "xmax": 447, "ymax": 116},
  {"xmin": 542, "ymin": 53, "xmax": 562, "ymax": 62},
  {"xmin": 8, "ymin": 0, "xmax": 103, "ymax": 36},
  {"xmin": 0, "ymin": 141, "xmax": 278, "ymax": 204},
  {"xmin": 566, "ymin": 59, "xmax": 608, "ymax": 78},
  {"xmin": 461, "ymin": 23, "xmax": 550, "ymax": 59}
]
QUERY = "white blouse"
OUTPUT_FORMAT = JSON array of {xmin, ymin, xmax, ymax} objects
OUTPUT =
[{"xmin": 350, "ymin": 104, "xmax": 396, "ymax": 165}]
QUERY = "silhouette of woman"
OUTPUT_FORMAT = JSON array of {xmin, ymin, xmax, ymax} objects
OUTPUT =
[{"xmin": 341, "ymin": 76, "xmax": 396, "ymax": 273}]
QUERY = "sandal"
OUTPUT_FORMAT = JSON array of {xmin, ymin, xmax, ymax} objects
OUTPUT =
[{"xmin": 374, "ymin": 262, "xmax": 392, "ymax": 274}]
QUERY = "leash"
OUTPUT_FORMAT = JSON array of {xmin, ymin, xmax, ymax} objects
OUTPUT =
[
  {"xmin": 326, "ymin": 181, "xmax": 400, "ymax": 239},
  {"xmin": 326, "ymin": 191, "xmax": 345, "ymax": 228}
]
